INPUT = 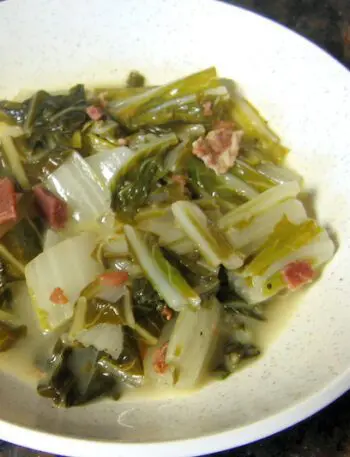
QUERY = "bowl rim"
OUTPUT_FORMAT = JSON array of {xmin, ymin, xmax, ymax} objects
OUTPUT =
[
  {"xmin": 1, "ymin": 1, "xmax": 350, "ymax": 456},
  {"xmin": 2, "ymin": 368, "xmax": 350, "ymax": 457}
]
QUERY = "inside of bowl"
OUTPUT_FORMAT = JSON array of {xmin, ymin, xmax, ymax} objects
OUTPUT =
[{"xmin": 0, "ymin": 0, "xmax": 349, "ymax": 447}]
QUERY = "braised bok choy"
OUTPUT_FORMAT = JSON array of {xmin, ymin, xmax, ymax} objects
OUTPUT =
[{"xmin": 0, "ymin": 67, "xmax": 335, "ymax": 407}]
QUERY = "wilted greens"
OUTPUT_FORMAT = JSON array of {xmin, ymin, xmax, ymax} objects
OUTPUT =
[{"xmin": 0, "ymin": 68, "xmax": 335, "ymax": 407}]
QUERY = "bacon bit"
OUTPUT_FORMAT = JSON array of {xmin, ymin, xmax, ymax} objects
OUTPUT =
[
  {"xmin": 192, "ymin": 128, "xmax": 244, "ymax": 175},
  {"xmin": 161, "ymin": 306, "xmax": 173, "ymax": 321},
  {"xmin": 282, "ymin": 261, "xmax": 315, "ymax": 290},
  {"xmin": 202, "ymin": 101, "xmax": 213, "ymax": 117},
  {"xmin": 0, "ymin": 178, "xmax": 17, "ymax": 224},
  {"xmin": 153, "ymin": 342, "xmax": 169, "ymax": 374},
  {"xmin": 50, "ymin": 287, "xmax": 69, "ymax": 305},
  {"xmin": 33, "ymin": 186, "xmax": 68, "ymax": 230},
  {"xmin": 117, "ymin": 138, "xmax": 128, "ymax": 146},
  {"xmin": 98, "ymin": 271, "xmax": 129, "ymax": 287},
  {"xmin": 86, "ymin": 105, "xmax": 104, "ymax": 121},
  {"xmin": 171, "ymin": 174, "xmax": 187, "ymax": 193}
]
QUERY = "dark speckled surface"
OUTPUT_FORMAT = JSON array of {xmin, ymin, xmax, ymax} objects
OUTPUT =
[{"xmin": 212, "ymin": 2, "xmax": 350, "ymax": 457}]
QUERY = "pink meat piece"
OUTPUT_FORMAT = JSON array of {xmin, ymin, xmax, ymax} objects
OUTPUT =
[
  {"xmin": 33, "ymin": 186, "xmax": 68, "ymax": 230},
  {"xmin": 0, "ymin": 178, "xmax": 17, "ymax": 224},
  {"xmin": 192, "ymin": 127, "xmax": 244, "ymax": 175},
  {"xmin": 282, "ymin": 261, "xmax": 315, "ymax": 290},
  {"xmin": 86, "ymin": 105, "xmax": 104, "ymax": 121}
]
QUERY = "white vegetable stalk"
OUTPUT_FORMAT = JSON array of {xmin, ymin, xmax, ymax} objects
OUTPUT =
[
  {"xmin": 172, "ymin": 201, "xmax": 243, "ymax": 269},
  {"xmin": 226, "ymin": 198, "xmax": 307, "ymax": 250},
  {"xmin": 77, "ymin": 323, "xmax": 124, "ymax": 361},
  {"xmin": 218, "ymin": 181, "xmax": 301, "ymax": 231},
  {"xmin": 102, "ymin": 234, "xmax": 129, "ymax": 257},
  {"xmin": 256, "ymin": 162, "xmax": 302, "ymax": 185},
  {"xmin": 166, "ymin": 297, "xmax": 221, "ymax": 389},
  {"xmin": 221, "ymin": 173, "xmax": 259, "ymax": 200},
  {"xmin": 231, "ymin": 230, "xmax": 335, "ymax": 304},
  {"xmin": 25, "ymin": 232, "xmax": 103, "ymax": 332},
  {"xmin": 85, "ymin": 146, "xmax": 135, "ymax": 187},
  {"xmin": 124, "ymin": 225, "xmax": 200, "ymax": 311},
  {"xmin": 45, "ymin": 152, "xmax": 111, "ymax": 227},
  {"xmin": 143, "ymin": 321, "xmax": 175, "ymax": 388}
]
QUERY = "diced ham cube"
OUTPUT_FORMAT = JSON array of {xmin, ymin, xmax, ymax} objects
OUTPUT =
[
  {"xmin": 86, "ymin": 105, "xmax": 104, "ymax": 121},
  {"xmin": 153, "ymin": 342, "xmax": 169, "ymax": 374},
  {"xmin": 98, "ymin": 271, "xmax": 129, "ymax": 287},
  {"xmin": 161, "ymin": 306, "xmax": 173, "ymax": 321},
  {"xmin": 50, "ymin": 287, "xmax": 69, "ymax": 305},
  {"xmin": 0, "ymin": 178, "xmax": 17, "ymax": 224},
  {"xmin": 282, "ymin": 261, "xmax": 315, "ymax": 290},
  {"xmin": 33, "ymin": 186, "xmax": 68, "ymax": 230},
  {"xmin": 192, "ymin": 127, "xmax": 244, "ymax": 175}
]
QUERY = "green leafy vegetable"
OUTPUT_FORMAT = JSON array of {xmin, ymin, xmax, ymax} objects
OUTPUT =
[
  {"xmin": 111, "ymin": 133, "xmax": 178, "ymax": 221},
  {"xmin": 0, "ymin": 85, "xmax": 89, "ymax": 158},
  {"xmin": 187, "ymin": 156, "xmax": 256, "ymax": 204},
  {"xmin": 37, "ymin": 340, "xmax": 116, "ymax": 407},
  {"xmin": 124, "ymin": 225, "xmax": 200, "ymax": 311},
  {"xmin": 109, "ymin": 67, "xmax": 219, "ymax": 129},
  {"xmin": 0, "ymin": 217, "xmax": 43, "ymax": 280}
]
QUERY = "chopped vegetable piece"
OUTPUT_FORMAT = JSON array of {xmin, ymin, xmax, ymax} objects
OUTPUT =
[
  {"xmin": 111, "ymin": 133, "xmax": 178, "ymax": 221},
  {"xmin": 45, "ymin": 151, "xmax": 110, "ymax": 227},
  {"xmin": 225, "ymin": 198, "xmax": 307, "ymax": 253},
  {"xmin": 0, "ymin": 216, "xmax": 43, "ymax": 280},
  {"xmin": 33, "ymin": 185, "xmax": 68, "ymax": 230},
  {"xmin": 231, "ymin": 228, "xmax": 335, "ymax": 303},
  {"xmin": 85, "ymin": 146, "xmax": 135, "ymax": 187},
  {"xmin": 124, "ymin": 225, "xmax": 200, "ymax": 311},
  {"xmin": 172, "ymin": 200, "xmax": 243, "ymax": 269},
  {"xmin": 218, "ymin": 181, "xmax": 301, "ymax": 231},
  {"xmin": 25, "ymin": 232, "xmax": 103, "ymax": 332},
  {"xmin": 38, "ymin": 341, "xmax": 116, "ymax": 407},
  {"xmin": 49, "ymin": 287, "xmax": 68, "ymax": 305},
  {"xmin": 230, "ymin": 90, "xmax": 288, "ymax": 164},
  {"xmin": 166, "ymin": 297, "xmax": 221, "ymax": 389},
  {"xmin": 187, "ymin": 155, "xmax": 257, "ymax": 204},
  {"xmin": 0, "ymin": 178, "xmax": 17, "ymax": 224},
  {"xmin": 109, "ymin": 67, "xmax": 218, "ymax": 129}
]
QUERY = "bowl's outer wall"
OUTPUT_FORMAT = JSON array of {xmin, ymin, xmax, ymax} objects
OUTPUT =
[{"xmin": 0, "ymin": 0, "xmax": 350, "ymax": 456}]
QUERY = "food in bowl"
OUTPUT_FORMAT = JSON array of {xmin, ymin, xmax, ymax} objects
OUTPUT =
[{"xmin": 0, "ymin": 67, "xmax": 334, "ymax": 407}]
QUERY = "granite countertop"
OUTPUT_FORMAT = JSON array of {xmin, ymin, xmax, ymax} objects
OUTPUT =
[{"xmin": 215, "ymin": 1, "xmax": 350, "ymax": 456}]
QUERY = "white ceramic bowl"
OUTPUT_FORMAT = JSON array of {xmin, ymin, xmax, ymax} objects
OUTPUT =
[{"xmin": 0, "ymin": 0, "xmax": 350, "ymax": 456}]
